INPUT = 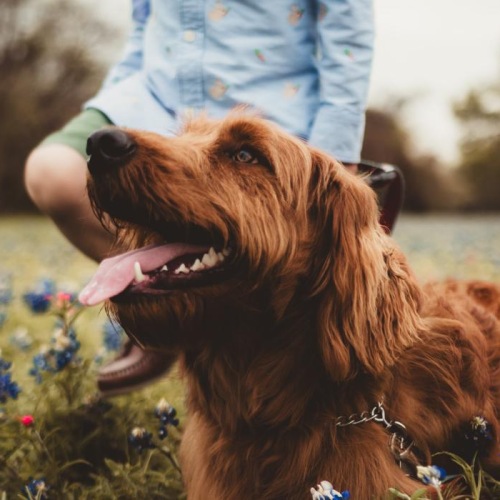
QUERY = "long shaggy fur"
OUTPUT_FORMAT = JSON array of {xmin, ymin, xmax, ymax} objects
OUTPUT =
[{"xmin": 87, "ymin": 114, "xmax": 500, "ymax": 498}]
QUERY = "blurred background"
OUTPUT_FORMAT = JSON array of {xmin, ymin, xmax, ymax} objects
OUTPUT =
[{"xmin": 0, "ymin": 0, "xmax": 499, "ymax": 214}]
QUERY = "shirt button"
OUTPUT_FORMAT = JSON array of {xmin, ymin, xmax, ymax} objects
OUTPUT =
[{"xmin": 183, "ymin": 30, "xmax": 196, "ymax": 42}]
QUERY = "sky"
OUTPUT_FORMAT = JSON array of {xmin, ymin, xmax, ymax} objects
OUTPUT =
[
  {"xmin": 100, "ymin": 0, "xmax": 500, "ymax": 165},
  {"xmin": 370, "ymin": 0, "xmax": 500, "ymax": 163}
]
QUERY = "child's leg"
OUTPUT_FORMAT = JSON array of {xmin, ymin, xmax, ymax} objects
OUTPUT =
[
  {"xmin": 25, "ymin": 108, "xmax": 114, "ymax": 261},
  {"xmin": 24, "ymin": 143, "xmax": 114, "ymax": 261}
]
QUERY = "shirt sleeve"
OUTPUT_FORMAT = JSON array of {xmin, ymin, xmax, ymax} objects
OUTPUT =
[
  {"xmin": 308, "ymin": 0, "xmax": 374, "ymax": 163},
  {"xmin": 100, "ymin": 0, "xmax": 151, "ymax": 89}
]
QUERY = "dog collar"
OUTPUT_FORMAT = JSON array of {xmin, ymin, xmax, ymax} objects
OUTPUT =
[{"xmin": 336, "ymin": 401, "xmax": 421, "ymax": 474}]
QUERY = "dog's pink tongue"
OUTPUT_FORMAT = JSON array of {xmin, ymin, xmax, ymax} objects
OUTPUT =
[{"xmin": 78, "ymin": 243, "xmax": 208, "ymax": 306}]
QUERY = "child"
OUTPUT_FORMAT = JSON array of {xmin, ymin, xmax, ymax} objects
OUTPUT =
[{"xmin": 24, "ymin": 0, "xmax": 374, "ymax": 396}]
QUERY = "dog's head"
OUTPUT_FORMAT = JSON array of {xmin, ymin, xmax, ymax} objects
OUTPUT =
[{"xmin": 80, "ymin": 114, "xmax": 422, "ymax": 378}]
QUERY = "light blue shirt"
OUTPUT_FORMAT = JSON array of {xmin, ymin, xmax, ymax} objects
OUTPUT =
[{"xmin": 86, "ymin": 0, "xmax": 374, "ymax": 163}]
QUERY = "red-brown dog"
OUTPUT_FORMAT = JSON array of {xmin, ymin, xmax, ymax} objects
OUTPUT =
[{"xmin": 80, "ymin": 114, "xmax": 500, "ymax": 499}]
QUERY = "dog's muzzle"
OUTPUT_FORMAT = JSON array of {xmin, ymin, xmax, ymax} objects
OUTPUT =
[{"xmin": 86, "ymin": 128, "xmax": 136, "ymax": 174}]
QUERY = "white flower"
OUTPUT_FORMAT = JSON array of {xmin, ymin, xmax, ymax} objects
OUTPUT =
[
  {"xmin": 416, "ymin": 465, "xmax": 446, "ymax": 487},
  {"xmin": 310, "ymin": 480, "xmax": 347, "ymax": 499},
  {"xmin": 156, "ymin": 397, "xmax": 172, "ymax": 413}
]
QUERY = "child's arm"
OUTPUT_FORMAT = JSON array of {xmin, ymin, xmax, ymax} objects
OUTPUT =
[
  {"xmin": 308, "ymin": 0, "xmax": 374, "ymax": 165},
  {"xmin": 100, "ymin": 0, "xmax": 150, "ymax": 89}
]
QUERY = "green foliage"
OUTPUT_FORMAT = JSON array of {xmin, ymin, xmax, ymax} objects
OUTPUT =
[
  {"xmin": 457, "ymin": 139, "xmax": 500, "ymax": 211},
  {"xmin": 362, "ymin": 107, "xmax": 464, "ymax": 212},
  {"xmin": 388, "ymin": 487, "xmax": 430, "ymax": 499},
  {"xmin": 0, "ymin": 217, "xmax": 185, "ymax": 498},
  {"xmin": 0, "ymin": 0, "xmax": 119, "ymax": 212},
  {"xmin": 454, "ymin": 79, "xmax": 500, "ymax": 211},
  {"xmin": 0, "ymin": 316, "xmax": 184, "ymax": 499},
  {"xmin": 387, "ymin": 451, "xmax": 500, "ymax": 499},
  {"xmin": 435, "ymin": 452, "xmax": 500, "ymax": 500}
]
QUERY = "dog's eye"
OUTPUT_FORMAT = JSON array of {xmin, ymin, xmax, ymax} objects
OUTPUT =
[{"xmin": 232, "ymin": 148, "xmax": 259, "ymax": 164}]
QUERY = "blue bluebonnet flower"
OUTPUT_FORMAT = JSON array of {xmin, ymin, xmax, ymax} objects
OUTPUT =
[
  {"xmin": 128, "ymin": 427, "xmax": 155, "ymax": 453},
  {"xmin": 22, "ymin": 477, "xmax": 49, "ymax": 499},
  {"xmin": 30, "ymin": 350, "xmax": 52, "ymax": 383},
  {"xmin": 0, "ymin": 356, "xmax": 12, "ymax": 372},
  {"xmin": 29, "ymin": 326, "xmax": 81, "ymax": 383},
  {"xmin": 23, "ymin": 279, "xmax": 56, "ymax": 313},
  {"xmin": 102, "ymin": 318, "xmax": 124, "ymax": 352},
  {"xmin": 0, "ymin": 353, "xmax": 21, "ymax": 403},
  {"xmin": 52, "ymin": 326, "xmax": 81, "ymax": 369},
  {"xmin": 465, "ymin": 416, "xmax": 493, "ymax": 453},
  {"xmin": 416, "ymin": 465, "xmax": 447, "ymax": 488},
  {"xmin": 154, "ymin": 398, "xmax": 179, "ymax": 439},
  {"xmin": 0, "ymin": 371, "xmax": 21, "ymax": 403},
  {"xmin": 310, "ymin": 481, "xmax": 350, "ymax": 500}
]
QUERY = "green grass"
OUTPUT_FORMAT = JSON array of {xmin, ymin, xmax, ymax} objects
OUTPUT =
[
  {"xmin": 393, "ymin": 213, "xmax": 500, "ymax": 282},
  {"xmin": 0, "ymin": 217, "xmax": 187, "ymax": 409},
  {"xmin": 0, "ymin": 216, "xmax": 186, "ymax": 498},
  {"xmin": 1, "ymin": 214, "xmax": 499, "ymax": 499}
]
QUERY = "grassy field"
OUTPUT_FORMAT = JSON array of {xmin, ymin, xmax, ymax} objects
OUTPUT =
[
  {"xmin": 0, "ymin": 216, "xmax": 186, "ymax": 499},
  {"xmin": 2, "ymin": 212, "xmax": 499, "ymax": 291},
  {"xmin": 393, "ymin": 213, "xmax": 500, "ymax": 282},
  {"xmin": 1, "ymin": 214, "xmax": 500, "ymax": 498},
  {"xmin": 0, "ymin": 215, "xmax": 188, "ymax": 407}
]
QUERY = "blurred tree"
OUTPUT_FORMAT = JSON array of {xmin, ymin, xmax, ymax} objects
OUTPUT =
[
  {"xmin": 454, "ymin": 79, "xmax": 500, "ymax": 211},
  {"xmin": 0, "ymin": 0, "xmax": 120, "ymax": 213},
  {"xmin": 362, "ymin": 106, "xmax": 464, "ymax": 212}
]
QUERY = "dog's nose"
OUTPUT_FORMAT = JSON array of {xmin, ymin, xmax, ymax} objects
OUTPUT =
[{"xmin": 86, "ymin": 128, "xmax": 136, "ymax": 173}]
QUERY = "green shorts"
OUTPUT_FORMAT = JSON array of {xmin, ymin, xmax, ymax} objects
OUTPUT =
[{"xmin": 40, "ymin": 108, "xmax": 113, "ymax": 158}]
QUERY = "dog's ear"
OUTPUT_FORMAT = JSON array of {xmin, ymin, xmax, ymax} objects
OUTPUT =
[{"xmin": 308, "ymin": 150, "xmax": 423, "ymax": 380}]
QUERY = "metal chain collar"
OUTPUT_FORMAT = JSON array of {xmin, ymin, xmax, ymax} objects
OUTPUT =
[
  {"xmin": 335, "ymin": 401, "xmax": 389, "ymax": 428},
  {"xmin": 335, "ymin": 401, "xmax": 421, "ymax": 473}
]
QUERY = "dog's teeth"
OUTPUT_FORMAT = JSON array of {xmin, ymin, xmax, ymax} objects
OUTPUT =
[
  {"xmin": 201, "ymin": 253, "xmax": 211, "ymax": 266},
  {"xmin": 217, "ymin": 252, "xmax": 225, "ymax": 262},
  {"xmin": 161, "ymin": 265, "xmax": 168, "ymax": 272},
  {"xmin": 202, "ymin": 252, "xmax": 217, "ymax": 268},
  {"xmin": 174, "ymin": 263, "xmax": 190, "ymax": 274},
  {"xmin": 134, "ymin": 262, "xmax": 146, "ymax": 282},
  {"xmin": 190, "ymin": 259, "xmax": 205, "ymax": 272},
  {"xmin": 201, "ymin": 247, "xmax": 219, "ymax": 267},
  {"xmin": 222, "ymin": 248, "xmax": 231, "ymax": 257}
]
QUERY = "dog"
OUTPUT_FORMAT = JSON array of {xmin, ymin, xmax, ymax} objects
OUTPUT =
[{"xmin": 80, "ymin": 114, "xmax": 500, "ymax": 499}]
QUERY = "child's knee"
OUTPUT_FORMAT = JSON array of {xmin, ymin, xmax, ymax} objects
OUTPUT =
[{"xmin": 24, "ymin": 145, "xmax": 88, "ymax": 216}]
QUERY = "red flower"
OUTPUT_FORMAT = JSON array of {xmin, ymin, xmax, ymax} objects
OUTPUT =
[{"xmin": 20, "ymin": 414, "xmax": 35, "ymax": 427}]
